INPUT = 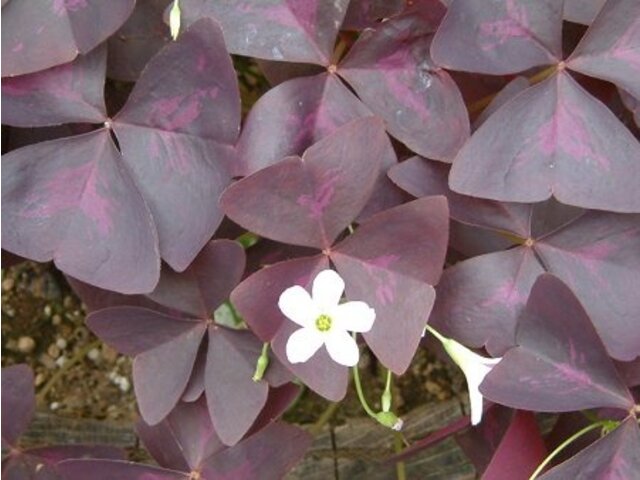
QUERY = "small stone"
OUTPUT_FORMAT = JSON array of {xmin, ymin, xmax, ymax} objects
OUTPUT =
[
  {"xmin": 43, "ymin": 305, "xmax": 52, "ymax": 318},
  {"xmin": 34, "ymin": 373, "xmax": 46, "ymax": 387},
  {"xmin": 55, "ymin": 356, "xmax": 67, "ymax": 367},
  {"xmin": 48, "ymin": 344, "xmax": 61, "ymax": 359},
  {"xmin": 118, "ymin": 377, "xmax": 130, "ymax": 392},
  {"xmin": 2, "ymin": 278, "xmax": 15, "ymax": 291},
  {"xmin": 56, "ymin": 338, "xmax": 68, "ymax": 350},
  {"xmin": 39, "ymin": 353, "xmax": 56, "ymax": 370},
  {"xmin": 17, "ymin": 336, "xmax": 36, "ymax": 353},
  {"xmin": 49, "ymin": 402, "xmax": 60, "ymax": 411},
  {"xmin": 52, "ymin": 314, "xmax": 62, "ymax": 326},
  {"xmin": 87, "ymin": 348, "xmax": 101, "ymax": 361}
]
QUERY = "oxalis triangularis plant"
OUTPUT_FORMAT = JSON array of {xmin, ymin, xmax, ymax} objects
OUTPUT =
[{"xmin": 1, "ymin": 0, "xmax": 639, "ymax": 478}]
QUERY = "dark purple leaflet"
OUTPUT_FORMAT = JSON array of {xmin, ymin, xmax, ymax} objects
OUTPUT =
[
  {"xmin": 1, "ymin": 0, "xmax": 135, "ymax": 77},
  {"xmin": 2, "ymin": 19, "xmax": 241, "ymax": 293},
  {"xmin": 225, "ymin": 120, "xmax": 449, "ymax": 398},
  {"xmin": 480, "ymin": 274, "xmax": 635, "ymax": 413}
]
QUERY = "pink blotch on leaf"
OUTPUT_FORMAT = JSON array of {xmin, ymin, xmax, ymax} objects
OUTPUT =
[
  {"xmin": 296, "ymin": 169, "xmax": 339, "ymax": 219},
  {"xmin": 79, "ymin": 166, "xmax": 115, "ymax": 235},
  {"xmin": 611, "ymin": 19, "xmax": 640, "ymax": 72},
  {"xmin": 480, "ymin": 281, "xmax": 527, "ymax": 309},
  {"xmin": 536, "ymin": 83, "xmax": 611, "ymax": 170},
  {"xmin": 479, "ymin": 0, "xmax": 532, "ymax": 52},
  {"xmin": 149, "ymin": 88, "xmax": 216, "ymax": 132},
  {"xmin": 53, "ymin": 0, "xmax": 88, "ymax": 16}
]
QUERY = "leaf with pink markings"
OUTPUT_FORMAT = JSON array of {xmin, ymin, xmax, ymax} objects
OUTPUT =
[
  {"xmin": 567, "ymin": 0, "xmax": 640, "ymax": 100},
  {"xmin": 539, "ymin": 417, "xmax": 640, "ymax": 479},
  {"xmin": 1, "ymin": 0, "xmax": 135, "ymax": 77},
  {"xmin": 112, "ymin": 18, "xmax": 240, "ymax": 272},
  {"xmin": 2, "ymin": 364, "xmax": 35, "ymax": 447},
  {"xmin": 431, "ymin": 0, "xmax": 562, "ymax": 74},
  {"xmin": 331, "ymin": 197, "xmax": 449, "ymax": 373},
  {"xmin": 480, "ymin": 274, "xmax": 635, "ymax": 413},
  {"xmin": 430, "ymin": 248, "xmax": 545, "ymax": 356},
  {"xmin": 1, "ymin": 47, "xmax": 107, "ymax": 126},
  {"xmin": 449, "ymin": 71, "xmax": 640, "ymax": 213},
  {"xmin": 339, "ymin": 13, "xmax": 469, "ymax": 161},
  {"xmin": 107, "ymin": 0, "xmax": 172, "ymax": 81},
  {"xmin": 178, "ymin": 0, "xmax": 349, "ymax": 65},
  {"xmin": 222, "ymin": 117, "xmax": 387, "ymax": 250},
  {"xmin": 536, "ymin": 211, "xmax": 640, "ymax": 361},
  {"xmin": 1, "ymin": 130, "xmax": 161, "ymax": 294},
  {"xmin": 236, "ymin": 73, "xmax": 372, "ymax": 176}
]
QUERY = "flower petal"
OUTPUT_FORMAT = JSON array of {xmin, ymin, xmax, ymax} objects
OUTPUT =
[
  {"xmin": 462, "ymin": 362, "xmax": 494, "ymax": 426},
  {"xmin": 312, "ymin": 269, "xmax": 345, "ymax": 310},
  {"xmin": 278, "ymin": 285, "xmax": 318, "ymax": 328},
  {"xmin": 286, "ymin": 327, "xmax": 324, "ymax": 364},
  {"xmin": 331, "ymin": 301, "xmax": 376, "ymax": 332},
  {"xmin": 325, "ymin": 329, "xmax": 359, "ymax": 367}
]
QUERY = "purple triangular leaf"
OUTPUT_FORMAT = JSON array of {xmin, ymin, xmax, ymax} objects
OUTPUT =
[
  {"xmin": 163, "ymin": 398, "xmax": 224, "ymax": 471},
  {"xmin": 388, "ymin": 157, "xmax": 533, "ymax": 236},
  {"xmin": 181, "ymin": 342, "xmax": 207, "ymax": 403},
  {"xmin": 107, "ymin": 0, "xmax": 172, "ymax": 82},
  {"xmin": 179, "ymin": 0, "xmax": 349, "ymax": 65},
  {"xmin": 567, "ymin": 0, "xmax": 640, "ymax": 100},
  {"xmin": 474, "ymin": 76, "xmax": 530, "ymax": 129},
  {"xmin": 2, "ymin": 130, "xmax": 161, "ymax": 294},
  {"xmin": 201, "ymin": 423, "xmax": 312, "ymax": 480},
  {"xmin": 341, "ymin": 0, "xmax": 404, "ymax": 30},
  {"xmin": 539, "ymin": 417, "xmax": 640, "ymax": 479},
  {"xmin": 332, "ymin": 196, "xmax": 449, "ymax": 373},
  {"xmin": 113, "ymin": 18, "xmax": 240, "ymax": 271},
  {"xmin": 339, "ymin": 14, "xmax": 469, "ymax": 161},
  {"xmin": 205, "ymin": 328, "xmax": 270, "ymax": 446},
  {"xmin": 134, "ymin": 324, "xmax": 207, "ymax": 425},
  {"xmin": 57, "ymin": 460, "xmax": 188, "ymax": 480},
  {"xmin": 231, "ymin": 255, "xmax": 329, "ymax": 342},
  {"xmin": 247, "ymin": 384, "xmax": 301, "ymax": 436},
  {"xmin": 148, "ymin": 240, "xmax": 246, "ymax": 318},
  {"xmin": 449, "ymin": 71, "xmax": 640, "ymax": 212},
  {"xmin": 481, "ymin": 411, "xmax": 547, "ymax": 479},
  {"xmin": 1, "ymin": 364, "xmax": 35, "ymax": 447},
  {"xmin": 431, "ymin": 248, "xmax": 544, "ymax": 356},
  {"xmin": 28, "ymin": 445, "xmax": 125, "ymax": 463},
  {"xmin": 563, "ymin": 0, "xmax": 607, "ymax": 25},
  {"xmin": 481, "ymin": 274, "xmax": 635, "ymax": 412},
  {"xmin": 536, "ymin": 211, "xmax": 640, "ymax": 360},
  {"xmin": 222, "ymin": 117, "xmax": 387, "ymax": 250},
  {"xmin": 87, "ymin": 307, "xmax": 200, "ymax": 356},
  {"xmin": 2, "ymin": 47, "xmax": 107, "ymax": 127},
  {"xmin": 236, "ymin": 72, "xmax": 372, "ymax": 176},
  {"xmin": 1, "ymin": 0, "xmax": 135, "ymax": 77},
  {"xmin": 431, "ymin": 0, "xmax": 562, "ymax": 74}
]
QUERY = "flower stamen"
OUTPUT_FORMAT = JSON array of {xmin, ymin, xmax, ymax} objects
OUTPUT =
[{"xmin": 315, "ymin": 314, "xmax": 332, "ymax": 332}]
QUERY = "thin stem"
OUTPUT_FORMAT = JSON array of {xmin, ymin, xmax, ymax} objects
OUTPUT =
[
  {"xmin": 529, "ymin": 421, "xmax": 609, "ymax": 480},
  {"xmin": 351, "ymin": 333, "xmax": 377, "ymax": 420},
  {"xmin": 381, "ymin": 369, "xmax": 393, "ymax": 412},
  {"xmin": 393, "ymin": 431, "xmax": 407, "ymax": 480}
]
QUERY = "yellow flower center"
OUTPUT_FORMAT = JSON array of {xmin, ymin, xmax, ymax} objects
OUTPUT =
[{"xmin": 315, "ymin": 314, "xmax": 332, "ymax": 332}]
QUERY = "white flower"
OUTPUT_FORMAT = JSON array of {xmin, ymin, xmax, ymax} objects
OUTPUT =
[
  {"xmin": 279, "ymin": 269, "xmax": 376, "ymax": 367},
  {"xmin": 425, "ymin": 325, "xmax": 501, "ymax": 426}
]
